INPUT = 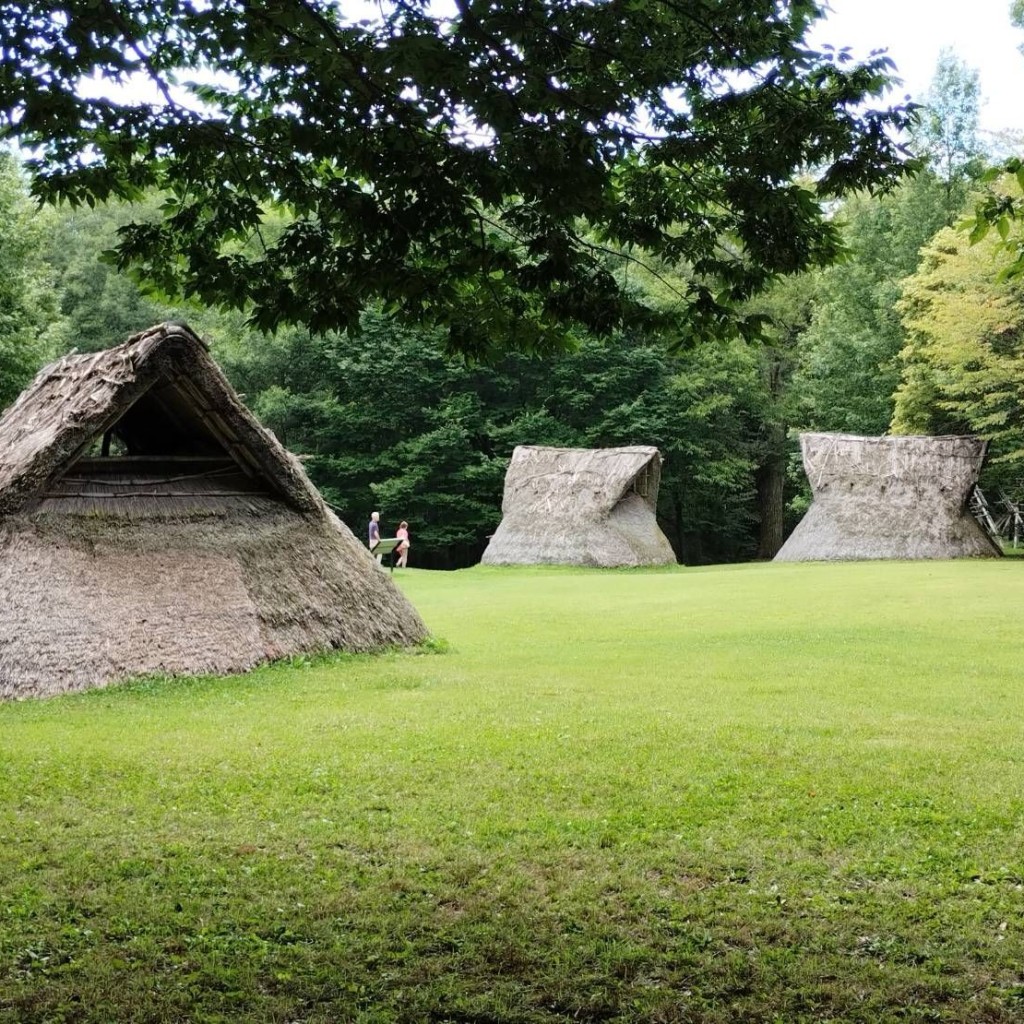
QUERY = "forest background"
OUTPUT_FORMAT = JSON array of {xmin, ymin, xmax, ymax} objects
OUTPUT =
[{"xmin": 2, "ymin": 51, "xmax": 1023, "ymax": 570}]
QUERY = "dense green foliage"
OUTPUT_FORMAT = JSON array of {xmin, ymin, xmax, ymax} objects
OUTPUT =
[
  {"xmin": 0, "ymin": 154, "xmax": 63, "ymax": 406},
  {"xmin": 0, "ymin": 0, "xmax": 913, "ymax": 351},
  {"xmin": 0, "ymin": 161, "xmax": 776, "ymax": 565},
  {"xmin": 1, "ymin": 35, "xmax": 1023, "ymax": 562},
  {"xmin": 791, "ymin": 173, "xmax": 954, "ymax": 437},
  {"xmin": 5, "ymin": 561, "xmax": 1024, "ymax": 1022},
  {"xmin": 215, "ymin": 313, "xmax": 766, "ymax": 566},
  {"xmin": 2, "ymin": 135, "xmax": 1019, "ymax": 564}
]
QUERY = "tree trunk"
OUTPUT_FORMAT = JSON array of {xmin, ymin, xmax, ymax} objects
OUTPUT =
[
  {"xmin": 672, "ymin": 494, "xmax": 684, "ymax": 564},
  {"xmin": 756, "ymin": 343, "xmax": 789, "ymax": 561},
  {"xmin": 755, "ymin": 452, "xmax": 786, "ymax": 560}
]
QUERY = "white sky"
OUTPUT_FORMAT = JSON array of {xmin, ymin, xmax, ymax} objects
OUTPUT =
[{"xmin": 811, "ymin": 0, "xmax": 1024, "ymax": 139}]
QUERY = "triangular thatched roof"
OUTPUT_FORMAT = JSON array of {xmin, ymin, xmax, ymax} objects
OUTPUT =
[
  {"xmin": 0, "ymin": 322, "xmax": 319, "ymax": 517},
  {"xmin": 775, "ymin": 432, "xmax": 1001, "ymax": 562},
  {"xmin": 0, "ymin": 323, "xmax": 426, "ymax": 698},
  {"xmin": 481, "ymin": 444, "xmax": 676, "ymax": 567}
]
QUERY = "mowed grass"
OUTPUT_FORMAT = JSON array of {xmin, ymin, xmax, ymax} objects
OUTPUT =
[{"xmin": 3, "ymin": 561, "xmax": 1024, "ymax": 1023}]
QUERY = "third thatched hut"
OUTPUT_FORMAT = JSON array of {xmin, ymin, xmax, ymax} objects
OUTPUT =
[{"xmin": 775, "ymin": 432, "xmax": 1001, "ymax": 562}]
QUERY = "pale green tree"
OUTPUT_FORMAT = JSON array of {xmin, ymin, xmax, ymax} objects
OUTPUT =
[
  {"xmin": 788, "ymin": 50, "xmax": 984, "ymax": 448},
  {"xmin": 42, "ymin": 197, "xmax": 179, "ymax": 353},
  {"xmin": 915, "ymin": 49, "xmax": 982, "ymax": 223},
  {"xmin": 892, "ymin": 184, "xmax": 1024, "ymax": 488}
]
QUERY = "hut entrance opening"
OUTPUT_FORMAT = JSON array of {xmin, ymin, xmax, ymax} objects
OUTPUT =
[
  {"xmin": 630, "ymin": 463, "xmax": 656, "ymax": 505},
  {"xmin": 34, "ymin": 378, "xmax": 277, "ymax": 515}
]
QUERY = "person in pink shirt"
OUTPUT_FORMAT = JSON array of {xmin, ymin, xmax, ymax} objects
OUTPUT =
[{"xmin": 396, "ymin": 521, "xmax": 411, "ymax": 568}]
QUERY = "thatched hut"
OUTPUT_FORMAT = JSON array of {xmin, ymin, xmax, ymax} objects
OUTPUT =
[
  {"xmin": 481, "ymin": 445, "xmax": 676, "ymax": 567},
  {"xmin": 774, "ymin": 432, "xmax": 1001, "ymax": 562},
  {"xmin": 0, "ymin": 323, "xmax": 427, "ymax": 699}
]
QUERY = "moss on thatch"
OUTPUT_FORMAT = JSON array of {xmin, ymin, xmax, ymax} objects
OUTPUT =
[
  {"xmin": 0, "ymin": 323, "xmax": 427, "ymax": 699},
  {"xmin": 481, "ymin": 445, "xmax": 676, "ymax": 567},
  {"xmin": 775, "ymin": 432, "xmax": 1001, "ymax": 562}
]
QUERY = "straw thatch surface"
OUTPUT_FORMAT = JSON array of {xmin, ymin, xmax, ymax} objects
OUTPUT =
[
  {"xmin": 775, "ymin": 432, "xmax": 1001, "ymax": 562},
  {"xmin": 0, "ymin": 323, "xmax": 426, "ymax": 699},
  {"xmin": 481, "ymin": 445, "xmax": 676, "ymax": 567}
]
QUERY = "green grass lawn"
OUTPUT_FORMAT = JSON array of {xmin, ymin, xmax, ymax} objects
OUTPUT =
[{"xmin": 3, "ymin": 560, "xmax": 1024, "ymax": 1023}]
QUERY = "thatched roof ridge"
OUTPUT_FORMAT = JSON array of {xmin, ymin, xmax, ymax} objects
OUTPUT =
[
  {"xmin": 799, "ymin": 431, "xmax": 989, "ymax": 487},
  {"xmin": 496, "ymin": 444, "xmax": 662, "ymax": 517},
  {"xmin": 775, "ymin": 432, "xmax": 1000, "ymax": 561},
  {"xmin": 481, "ymin": 444, "xmax": 676, "ymax": 567},
  {"xmin": 0, "ymin": 322, "xmax": 320, "ymax": 517}
]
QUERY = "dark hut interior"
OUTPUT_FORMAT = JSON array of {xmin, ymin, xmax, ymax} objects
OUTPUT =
[{"xmin": 34, "ymin": 377, "xmax": 283, "ymax": 517}]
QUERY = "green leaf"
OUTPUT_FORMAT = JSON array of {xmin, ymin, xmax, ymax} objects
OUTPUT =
[{"xmin": 968, "ymin": 219, "xmax": 991, "ymax": 245}]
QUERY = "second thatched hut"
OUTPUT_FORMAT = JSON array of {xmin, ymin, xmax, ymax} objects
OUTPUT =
[
  {"xmin": 775, "ymin": 432, "xmax": 1001, "ymax": 562},
  {"xmin": 481, "ymin": 445, "xmax": 676, "ymax": 567}
]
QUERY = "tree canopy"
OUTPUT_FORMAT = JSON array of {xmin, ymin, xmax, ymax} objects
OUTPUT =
[{"xmin": 0, "ymin": 0, "xmax": 913, "ymax": 352}]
